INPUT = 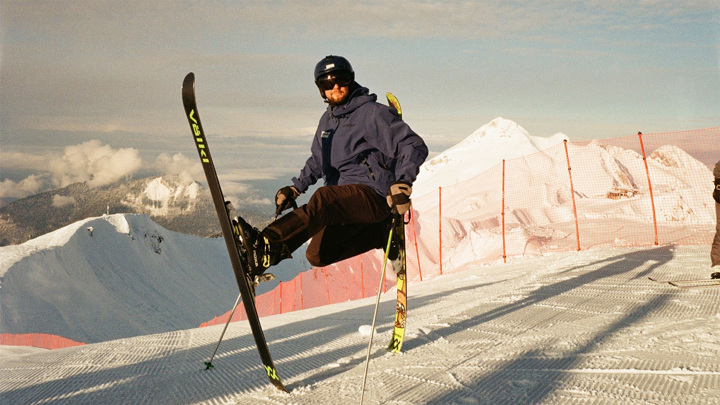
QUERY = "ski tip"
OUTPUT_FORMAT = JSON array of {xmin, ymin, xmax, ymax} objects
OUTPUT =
[
  {"xmin": 183, "ymin": 72, "xmax": 195, "ymax": 91},
  {"xmin": 387, "ymin": 338, "xmax": 404, "ymax": 353}
]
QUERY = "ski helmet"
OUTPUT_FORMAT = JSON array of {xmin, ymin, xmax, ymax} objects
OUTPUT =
[{"xmin": 314, "ymin": 55, "xmax": 354, "ymax": 83}]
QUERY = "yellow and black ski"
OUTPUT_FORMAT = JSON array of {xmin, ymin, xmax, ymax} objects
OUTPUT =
[
  {"xmin": 387, "ymin": 213, "xmax": 407, "ymax": 352},
  {"xmin": 386, "ymin": 92, "xmax": 402, "ymax": 120},
  {"xmin": 182, "ymin": 72, "xmax": 287, "ymax": 392},
  {"xmin": 386, "ymin": 93, "xmax": 408, "ymax": 353}
]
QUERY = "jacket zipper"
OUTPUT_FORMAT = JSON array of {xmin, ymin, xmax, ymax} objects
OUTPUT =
[{"xmin": 362, "ymin": 158, "xmax": 376, "ymax": 180}]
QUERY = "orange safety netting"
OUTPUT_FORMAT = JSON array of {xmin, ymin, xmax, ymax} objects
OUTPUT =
[{"xmin": 0, "ymin": 333, "xmax": 85, "ymax": 350}]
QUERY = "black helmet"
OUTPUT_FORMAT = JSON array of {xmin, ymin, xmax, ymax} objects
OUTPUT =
[{"xmin": 314, "ymin": 55, "xmax": 354, "ymax": 82}]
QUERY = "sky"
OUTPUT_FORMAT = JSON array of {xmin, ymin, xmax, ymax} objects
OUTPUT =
[{"xmin": 1, "ymin": 0, "xmax": 719, "ymax": 206}]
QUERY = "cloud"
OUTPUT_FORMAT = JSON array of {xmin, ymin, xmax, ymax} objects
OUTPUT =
[
  {"xmin": 0, "ymin": 175, "xmax": 45, "ymax": 200},
  {"xmin": 52, "ymin": 195, "xmax": 76, "ymax": 208},
  {"xmin": 49, "ymin": 140, "xmax": 142, "ymax": 188},
  {"xmin": 151, "ymin": 153, "xmax": 204, "ymax": 184},
  {"xmin": 5, "ymin": 1, "xmax": 717, "ymax": 44},
  {"xmin": 221, "ymin": 180, "xmax": 271, "ymax": 206},
  {"xmin": 149, "ymin": 152, "xmax": 272, "ymax": 207},
  {"xmin": 0, "ymin": 150, "xmax": 57, "ymax": 172},
  {"xmin": 219, "ymin": 1, "xmax": 720, "ymax": 42}
]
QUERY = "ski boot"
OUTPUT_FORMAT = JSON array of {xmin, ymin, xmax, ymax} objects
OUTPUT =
[
  {"xmin": 225, "ymin": 201, "xmax": 278, "ymax": 295},
  {"xmin": 234, "ymin": 215, "xmax": 290, "ymax": 287}
]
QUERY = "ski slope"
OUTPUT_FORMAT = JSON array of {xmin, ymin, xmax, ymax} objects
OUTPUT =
[{"xmin": 3, "ymin": 244, "xmax": 720, "ymax": 404}]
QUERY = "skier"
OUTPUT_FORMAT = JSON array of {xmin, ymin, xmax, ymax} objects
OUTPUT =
[
  {"xmin": 236, "ymin": 55, "xmax": 428, "ymax": 277},
  {"xmin": 712, "ymin": 159, "xmax": 720, "ymax": 279}
]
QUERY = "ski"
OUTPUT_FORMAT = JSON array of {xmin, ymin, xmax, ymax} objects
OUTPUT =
[
  {"xmin": 386, "ymin": 92, "xmax": 402, "ymax": 120},
  {"xmin": 386, "ymin": 92, "xmax": 407, "ymax": 353},
  {"xmin": 182, "ymin": 72, "xmax": 287, "ymax": 392},
  {"xmin": 387, "ymin": 214, "xmax": 407, "ymax": 352},
  {"xmin": 649, "ymin": 277, "xmax": 720, "ymax": 289}
]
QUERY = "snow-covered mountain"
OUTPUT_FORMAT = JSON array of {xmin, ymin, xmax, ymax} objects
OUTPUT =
[
  {"xmin": 0, "ymin": 176, "xmax": 210, "ymax": 246},
  {"xmin": 121, "ymin": 176, "xmax": 204, "ymax": 216},
  {"xmin": 408, "ymin": 120, "xmax": 714, "ymax": 275},
  {"xmin": 0, "ymin": 175, "xmax": 275, "ymax": 246},
  {"xmin": 413, "ymin": 117, "xmax": 569, "ymax": 197},
  {"xmin": 0, "ymin": 213, "xmax": 310, "ymax": 343}
]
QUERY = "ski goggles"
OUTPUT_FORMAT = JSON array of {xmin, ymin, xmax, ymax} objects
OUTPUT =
[{"xmin": 316, "ymin": 71, "xmax": 354, "ymax": 91}]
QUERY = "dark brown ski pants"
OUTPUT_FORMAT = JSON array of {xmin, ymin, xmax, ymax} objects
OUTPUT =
[{"xmin": 263, "ymin": 184, "xmax": 392, "ymax": 267}]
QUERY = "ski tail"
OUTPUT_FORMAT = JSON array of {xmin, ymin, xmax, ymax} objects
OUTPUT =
[
  {"xmin": 182, "ymin": 72, "xmax": 287, "ymax": 392},
  {"xmin": 386, "ymin": 92, "xmax": 402, "ymax": 119}
]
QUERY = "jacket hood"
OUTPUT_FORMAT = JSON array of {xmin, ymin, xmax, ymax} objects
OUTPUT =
[{"xmin": 328, "ymin": 83, "xmax": 377, "ymax": 117}]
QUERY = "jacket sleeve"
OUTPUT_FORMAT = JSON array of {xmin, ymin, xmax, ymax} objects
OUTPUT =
[
  {"xmin": 365, "ymin": 105, "xmax": 428, "ymax": 186},
  {"xmin": 291, "ymin": 127, "xmax": 324, "ymax": 193}
]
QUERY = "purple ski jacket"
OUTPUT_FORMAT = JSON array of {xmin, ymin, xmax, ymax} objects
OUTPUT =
[{"xmin": 292, "ymin": 84, "xmax": 428, "ymax": 197}]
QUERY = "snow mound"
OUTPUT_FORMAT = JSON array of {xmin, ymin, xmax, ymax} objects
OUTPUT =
[
  {"xmin": 0, "ymin": 214, "xmax": 237, "ymax": 343},
  {"xmin": 0, "ymin": 213, "xmax": 311, "ymax": 343}
]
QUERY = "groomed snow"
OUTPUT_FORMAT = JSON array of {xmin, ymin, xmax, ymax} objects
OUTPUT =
[{"xmin": 2, "ymin": 244, "xmax": 720, "ymax": 404}]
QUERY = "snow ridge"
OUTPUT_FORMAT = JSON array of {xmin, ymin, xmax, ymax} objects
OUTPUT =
[{"xmin": 414, "ymin": 117, "xmax": 569, "ymax": 197}]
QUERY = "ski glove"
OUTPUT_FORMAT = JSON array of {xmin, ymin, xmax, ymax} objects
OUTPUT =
[
  {"xmin": 275, "ymin": 186, "xmax": 300, "ymax": 216},
  {"xmin": 386, "ymin": 182, "xmax": 412, "ymax": 215},
  {"xmin": 714, "ymin": 179, "xmax": 720, "ymax": 204}
]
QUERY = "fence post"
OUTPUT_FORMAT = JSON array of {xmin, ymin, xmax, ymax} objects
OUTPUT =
[
  {"xmin": 360, "ymin": 254, "xmax": 365, "ymax": 298},
  {"xmin": 410, "ymin": 203, "xmax": 423, "ymax": 281},
  {"xmin": 563, "ymin": 140, "xmax": 581, "ymax": 251},
  {"xmin": 279, "ymin": 281, "xmax": 283, "ymax": 314},
  {"xmin": 322, "ymin": 267, "xmax": 331, "ymax": 304},
  {"xmin": 299, "ymin": 271, "xmax": 304, "ymax": 310},
  {"xmin": 502, "ymin": 160, "xmax": 507, "ymax": 263},
  {"xmin": 438, "ymin": 187, "xmax": 443, "ymax": 275},
  {"xmin": 272, "ymin": 287, "xmax": 277, "ymax": 315},
  {"xmin": 638, "ymin": 132, "xmax": 659, "ymax": 245}
]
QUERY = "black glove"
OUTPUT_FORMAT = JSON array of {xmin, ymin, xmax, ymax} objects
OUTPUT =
[
  {"xmin": 275, "ymin": 186, "xmax": 300, "ymax": 216},
  {"xmin": 714, "ymin": 179, "xmax": 720, "ymax": 204},
  {"xmin": 386, "ymin": 182, "xmax": 412, "ymax": 215}
]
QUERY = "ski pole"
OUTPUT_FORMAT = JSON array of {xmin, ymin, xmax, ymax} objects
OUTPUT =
[
  {"xmin": 359, "ymin": 215, "xmax": 396, "ymax": 404},
  {"xmin": 204, "ymin": 292, "xmax": 242, "ymax": 369}
]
